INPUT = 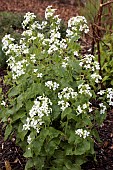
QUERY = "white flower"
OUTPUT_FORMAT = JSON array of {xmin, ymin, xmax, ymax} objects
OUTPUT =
[
  {"xmin": 66, "ymin": 29, "xmax": 73, "ymax": 37},
  {"xmin": 30, "ymin": 54, "xmax": 36, "ymax": 63},
  {"xmin": 91, "ymin": 73, "xmax": 102, "ymax": 83},
  {"xmin": 75, "ymin": 129, "xmax": 90, "ymax": 139},
  {"xmin": 45, "ymin": 81, "xmax": 59, "ymax": 90},
  {"xmin": 79, "ymin": 61, "xmax": 83, "ymax": 67},
  {"xmin": 99, "ymin": 103, "xmax": 107, "ymax": 114},
  {"xmin": 33, "ymin": 69, "xmax": 38, "ymax": 73},
  {"xmin": 45, "ymin": 6, "xmax": 56, "ymax": 20},
  {"xmin": 75, "ymin": 129, "xmax": 83, "ymax": 137},
  {"xmin": 58, "ymin": 100, "xmax": 70, "ymax": 111},
  {"xmin": 60, "ymin": 39, "xmax": 67, "ymax": 49},
  {"xmin": 83, "ymin": 130, "xmax": 90, "ymax": 139},
  {"xmin": 37, "ymin": 73, "xmax": 43, "ymax": 78},
  {"xmin": 23, "ymin": 117, "xmax": 30, "ymax": 130},
  {"xmin": 22, "ymin": 30, "xmax": 33, "ymax": 36},
  {"xmin": 1, "ymin": 101, "xmax": 6, "ymax": 106},
  {"xmin": 77, "ymin": 105, "xmax": 83, "ymax": 115},
  {"xmin": 22, "ymin": 12, "xmax": 36, "ymax": 29},
  {"xmin": 94, "ymin": 61, "xmax": 100, "ymax": 70},
  {"xmin": 74, "ymin": 51, "xmax": 79, "ymax": 56},
  {"xmin": 97, "ymin": 90, "xmax": 105, "ymax": 95},
  {"xmin": 62, "ymin": 62, "xmax": 68, "ymax": 68},
  {"xmin": 64, "ymin": 57, "xmax": 69, "ymax": 61},
  {"xmin": 83, "ymin": 103, "xmax": 87, "ymax": 109},
  {"xmin": 27, "ymin": 135, "xmax": 32, "ymax": 144},
  {"xmin": 78, "ymin": 84, "xmax": 92, "ymax": 97},
  {"xmin": 89, "ymin": 107, "xmax": 93, "ymax": 112}
]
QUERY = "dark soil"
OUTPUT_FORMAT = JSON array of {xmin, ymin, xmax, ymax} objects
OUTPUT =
[{"xmin": 0, "ymin": 0, "xmax": 113, "ymax": 170}]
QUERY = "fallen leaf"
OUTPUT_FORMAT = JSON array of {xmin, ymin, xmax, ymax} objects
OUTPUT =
[
  {"xmin": 14, "ymin": 158, "xmax": 19, "ymax": 163},
  {"xmin": 110, "ymin": 145, "xmax": 113, "ymax": 150},
  {"xmin": 5, "ymin": 160, "xmax": 12, "ymax": 170},
  {"xmin": 110, "ymin": 133, "xmax": 113, "ymax": 137},
  {"xmin": 103, "ymin": 141, "xmax": 109, "ymax": 148}
]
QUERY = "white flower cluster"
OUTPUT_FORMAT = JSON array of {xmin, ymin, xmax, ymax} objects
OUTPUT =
[
  {"xmin": 58, "ymin": 87, "xmax": 77, "ymax": 111},
  {"xmin": 7, "ymin": 57, "xmax": 27, "ymax": 79},
  {"xmin": 97, "ymin": 90, "xmax": 106, "ymax": 95},
  {"xmin": 107, "ymin": 88, "xmax": 113, "ymax": 106},
  {"xmin": 30, "ymin": 54, "xmax": 36, "ymax": 63},
  {"xmin": 22, "ymin": 12, "xmax": 36, "ymax": 29},
  {"xmin": 75, "ymin": 129, "xmax": 90, "ymax": 139},
  {"xmin": 31, "ymin": 20, "xmax": 47, "ymax": 30},
  {"xmin": 99, "ymin": 103, "xmax": 107, "ymax": 114},
  {"xmin": 66, "ymin": 16, "xmax": 89, "ymax": 39},
  {"xmin": 41, "ymin": 6, "xmax": 67, "ymax": 54},
  {"xmin": 33, "ymin": 68, "xmax": 42, "ymax": 78},
  {"xmin": 78, "ymin": 83, "xmax": 92, "ymax": 97},
  {"xmin": 2, "ymin": 34, "xmax": 15, "ymax": 51},
  {"xmin": 5, "ymin": 44, "xmax": 21, "ymax": 56},
  {"xmin": 97, "ymin": 88, "xmax": 113, "ymax": 106},
  {"xmin": 62, "ymin": 57, "xmax": 69, "ymax": 68},
  {"xmin": 23, "ymin": 95, "xmax": 52, "ymax": 134},
  {"xmin": 22, "ymin": 29, "xmax": 33, "ymax": 37},
  {"xmin": 45, "ymin": 81, "xmax": 59, "ymax": 91},
  {"xmin": 91, "ymin": 73, "xmax": 102, "ymax": 83},
  {"xmin": 76, "ymin": 102, "xmax": 91, "ymax": 116},
  {"xmin": 79, "ymin": 54, "xmax": 100, "ymax": 71},
  {"xmin": 45, "ymin": 5, "xmax": 56, "ymax": 20},
  {"xmin": 58, "ymin": 87, "xmax": 78, "ymax": 100},
  {"xmin": 58, "ymin": 100, "xmax": 70, "ymax": 111},
  {"xmin": 79, "ymin": 54, "xmax": 101, "ymax": 83}
]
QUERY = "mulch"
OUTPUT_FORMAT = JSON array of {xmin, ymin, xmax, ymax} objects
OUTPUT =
[
  {"xmin": 0, "ymin": 0, "xmax": 113, "ymax": 169},
  {"xmin": 0, "ymin": 0, "xmax": 80, "ymax": 22}
]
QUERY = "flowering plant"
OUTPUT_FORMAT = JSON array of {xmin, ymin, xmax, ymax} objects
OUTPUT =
[{"xmin": 0, "ymin": 6, "xmax": 113, "ymax": 170}]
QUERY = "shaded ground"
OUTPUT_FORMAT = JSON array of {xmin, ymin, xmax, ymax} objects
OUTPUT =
[
  {"xmin": 0, "ymin": 0, "xmax": 80, "ymax": 22},
  {"xmin": 0, "ymin": 0, "xmax": 113, "ymax": 170}
]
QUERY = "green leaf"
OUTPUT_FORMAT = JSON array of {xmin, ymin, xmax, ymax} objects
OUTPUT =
[
  {"xmin": 33, "ymin": 128, "xmax": 49, "ymax": 156},
  {"xmin": 65, "ymin": 160, "xmax": 82, "ymax": 170},
  {"xmin": 68, "ymin": 130, "xmax": 76, "ymax": 144},
  {"xmin": 65, "ymin": 145, "xmax": 73, "ymax": 155},
  {"xmin": 12, "ymin": 110, "xmax": 25, "ymax": 122},
  {"xmin": 4, "ymin": 124, "xmax": 12, "ymax": 141},
  {"xmin": 71, "ymin": 164, "xmax": 82, "ymax": 170},
  {"xmin": 25, "ymin": 83, "xmax": 43, "ymax": 100},
  {"xmin": 111, "ymin": 80, "xmax": 113, "ymax": 86},
  {"xmin": 45, "ymin": 138, "xmax": 60, "ymax": 155},
  {"xmin": 61, "ymin": 107, "xmax": 72, "ymax": 120},
  {"xmin": 25, "ymin": 159, "xmax": 34, "ymax": 170},
  {"xmin": 25, "ymin": 100, "xmax": 33, "ymax": 112},
  {"xmin": 18, "ymin": 123, "xmax": 28, "ymax": 141},
  {"xmin": 15, "ymin": 94, "xmax": 24, "ymax": 110},
  {"xmin": 52, "ymin": 105, "xmax": 61, "ymax": 120},
  {"xmin": 33, "ymin": 157, "xmax": 45, "ymax": 170},
  {"xmin": 8, "ymin": 85, "xmax": 21, "ymax": 97},
  {"xmin": 0, "ymin": 87, "xmax": 2, "ymax": 93},
  {"xmin": 102, "ymin": 76, "xmax": 109, "ymax": 82},
  {"xmin": 24, "ymin": 148, "xmax": 32, "ymax": 158},
  {"xmin": 65, "ymin": 160, "xmax": 72, "ymax": 169},
  {"xmin": 48, "ymin": 127, "xmax": 61, "ymax": 139},
  {"xmin": 74, "ymin": 140, "xmax": 90, "ymax": 155}
]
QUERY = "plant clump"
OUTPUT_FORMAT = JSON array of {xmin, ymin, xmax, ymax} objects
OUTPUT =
[{"xmin": 0, "ymin": 5, "xmax": 113, "ymax": 170}]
